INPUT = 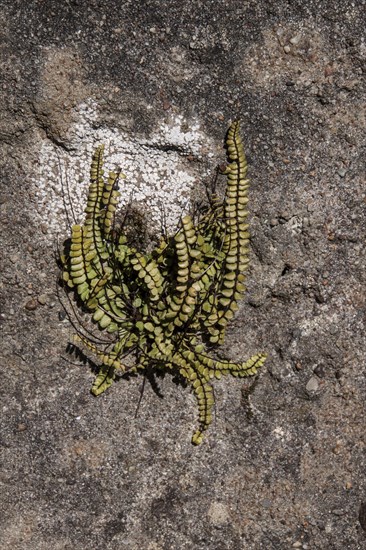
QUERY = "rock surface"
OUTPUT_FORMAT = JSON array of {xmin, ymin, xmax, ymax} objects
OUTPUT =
[{"xmin": 0, "ymin": 1, "xmax": 365, "ymax": 549}]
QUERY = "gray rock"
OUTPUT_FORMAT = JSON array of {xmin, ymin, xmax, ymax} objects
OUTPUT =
[{"xmin": 1, "ymin": 1, "xmax": 365, "ymax": 549}]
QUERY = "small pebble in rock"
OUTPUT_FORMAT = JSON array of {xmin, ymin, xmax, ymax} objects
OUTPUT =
[
  {"xmin": 37, "ymin": 294, "xmax": 48, "ymax": 305},
  {"xmin": 283, "ymin": 45, "xmax": 291, "ymax": 53},
  {"xmin": 337, "ymin": 168, "xmax": 347, "ymax": 178},
  {"xmin": 306, "ymin": 376, "xmax": 319, "ymax": 392},
  {"xmin": 290, "ymin": 34, "xmax": 301, "ymax": 45},
  {"xmin": 25, "ymin": 299, "xmax": 38, "ymax": 311},
  {"xmin": 17, "ymin": 423, "xmax": 27, "ymax": 432},
  {"xmin": 292, "ymin": 542, "xmax": 302, "ymax": 548},
  {"xmin": 58, "ymin": 310, "xmax": 67, "ymax": 321},
  {"xmin": 162, "ymin": 99, "xmax": 171, "ymax": 111},
  {"xmin": 314, "ymin": 364, "xmax": 325, "ymax": 378}
]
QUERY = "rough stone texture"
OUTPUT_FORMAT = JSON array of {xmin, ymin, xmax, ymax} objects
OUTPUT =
[{"xmin": 0, "ymin": 1, "xmax": 365, "ymax": 549}]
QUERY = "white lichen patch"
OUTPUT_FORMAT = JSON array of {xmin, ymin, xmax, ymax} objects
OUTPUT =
[{"xmin": 32, "ymin": 100, "xmax": 214, "ymax": 238}]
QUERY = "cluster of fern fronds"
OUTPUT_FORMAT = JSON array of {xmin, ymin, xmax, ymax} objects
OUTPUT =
[{"xmin": 61, "ymin": 121, "xmax": 266, "ymax": 444}]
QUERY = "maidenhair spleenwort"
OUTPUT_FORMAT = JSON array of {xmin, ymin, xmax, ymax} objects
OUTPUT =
[{"xmin": 61, "ymin": 120, "xmax": 267, "ymax": 445}]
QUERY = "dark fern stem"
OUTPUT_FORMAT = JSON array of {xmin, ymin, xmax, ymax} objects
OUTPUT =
[{"xmin": 60, "ymin": 121, "xmax": 267, "ymax": 445}]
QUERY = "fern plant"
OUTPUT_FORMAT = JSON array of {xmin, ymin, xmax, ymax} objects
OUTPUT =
[{"xmin": 61, "ymin": 121, "xmax": 266, "ymax": 445}]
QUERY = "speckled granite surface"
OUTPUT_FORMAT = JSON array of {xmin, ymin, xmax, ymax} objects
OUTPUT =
[{"xmin": 1, "ymin": 1, "xmax": 365, "ymax": 548}]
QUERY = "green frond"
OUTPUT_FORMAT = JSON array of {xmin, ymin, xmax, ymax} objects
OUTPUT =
[{"xmin": 91, "ymin": 364, "xmax": 116, "ymax": 396}]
